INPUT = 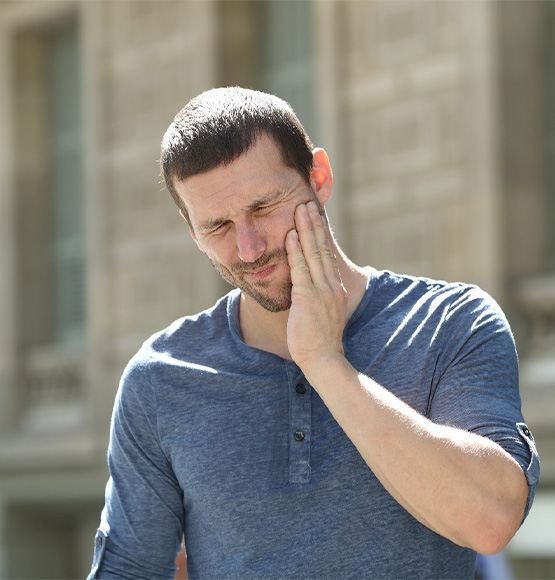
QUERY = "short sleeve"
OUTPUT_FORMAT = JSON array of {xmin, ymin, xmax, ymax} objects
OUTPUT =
[
  {"xmin": 88, "ymin": 351, "xmax": 184, "ymax": 579},
  {"xmin": 428, "ymin": 287, "xmax": 540, "ymax": 521}
]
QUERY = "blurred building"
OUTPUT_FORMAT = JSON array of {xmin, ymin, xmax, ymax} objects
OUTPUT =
[{"xmin": 0, "ymin": 1, "xmax": 553, "ymax": 578}]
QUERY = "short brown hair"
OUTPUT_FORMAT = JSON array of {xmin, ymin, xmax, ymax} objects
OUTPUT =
[{"xmin": 160, "ymin": 87, "xmax": 314, "ymax": 223}]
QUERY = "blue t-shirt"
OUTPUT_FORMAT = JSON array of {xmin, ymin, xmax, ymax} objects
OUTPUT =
[{"xmin": 89, "ymin": 268, "xmax": 539, "ymax": 579}]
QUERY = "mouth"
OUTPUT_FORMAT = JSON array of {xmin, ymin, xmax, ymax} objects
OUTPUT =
[
  {"xmin": 244, "ymin": 264, "xmax": 277, "ymax": 281},
  {"xmin": 230, "ymin": 248, "xmax": 288, "ymax": 284}
]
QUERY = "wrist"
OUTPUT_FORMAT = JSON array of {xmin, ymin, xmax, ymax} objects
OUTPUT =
[{"xmin": 300, "ymin": 351, "xmax": 352, "ymax": 390}]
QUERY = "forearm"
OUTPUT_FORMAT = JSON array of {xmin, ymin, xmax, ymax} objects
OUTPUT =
[{"xmin": 302, "ymin": 354, "xmax": 528, "ymax": 554}]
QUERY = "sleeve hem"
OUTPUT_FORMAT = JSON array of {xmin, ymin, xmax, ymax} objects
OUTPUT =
[{"xmin": 516, "ymin": 422, "xmax": 540, "ymax": 523}]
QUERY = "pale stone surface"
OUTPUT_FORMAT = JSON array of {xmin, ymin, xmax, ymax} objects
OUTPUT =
[{"xmin": 0, "ymin": 1, "xmax": 553, "ymax": 577}]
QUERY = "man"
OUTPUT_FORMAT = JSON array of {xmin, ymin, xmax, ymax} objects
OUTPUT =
[{"xmin": 89, "ymin": 87, "xmax": 539, "ymax": 579}]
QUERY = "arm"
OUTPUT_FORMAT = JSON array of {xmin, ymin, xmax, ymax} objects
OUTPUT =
[
  {"xmin": 301, "ymin": 354, "xmax": 527, "ymax": 554},
  {"xmin": 285, "ymin": 201, "xmax": 529, "ymax": 555},
  {"xmin": 89, "ymin": 355, "xmax": 184, "ymax": 579}
]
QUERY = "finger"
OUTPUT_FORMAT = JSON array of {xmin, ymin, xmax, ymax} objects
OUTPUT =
[
  {"xmin": 307, "ymin": 201, "xmax": 328, "ymax": 249},
  {"xmin": 285, "ymin": 228, "xmax": 313, "ymax": 287},
  {"xmin": 306, "ymin": 201, "xmax": 340, "ymax": 283},
  {"xmin": 294, "ymin": 203, "xmax": 327, "ymax": 285},
  {"xmin": 301, "ymin": 201, "xmax": 341, "ymax": 285}
]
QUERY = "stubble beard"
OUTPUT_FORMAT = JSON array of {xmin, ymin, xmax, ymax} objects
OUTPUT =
[{"xmin": 210, "ymin": 248, "xmax": 292, "ymax": 313}]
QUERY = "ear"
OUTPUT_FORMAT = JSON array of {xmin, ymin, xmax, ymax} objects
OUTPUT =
[
  {"xmin": 181, "ymin": 210, "xmax": 205, "ymax": 253},
  {"xmin": 309, "ymin": 148, "xmax": 333, "ymax": 206}
]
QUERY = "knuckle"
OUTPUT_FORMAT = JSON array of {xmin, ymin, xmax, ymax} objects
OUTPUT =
[
  {"xmin": 320, "ymin": 246, "xmax": 333, "ymax": 259},
  {"xmin": 308, "ymin": 247, "xmax": 323, "ymax": 261}
]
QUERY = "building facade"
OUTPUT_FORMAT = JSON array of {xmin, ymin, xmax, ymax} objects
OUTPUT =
[{"xmin": 0, "ymin": 1, "xmax": 552, "ymax": 578}]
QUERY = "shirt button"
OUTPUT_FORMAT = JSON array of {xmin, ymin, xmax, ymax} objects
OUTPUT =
[
  {"xmin": 294, "ymin": 430, "xmax": 305, "ymax": 442},
  {"xmin": 293, "ymin": 431, "xmax": 304, "ymax": 441},
  {"xmin": 295, "ymin": 383, "xmax": 306, "ymax": 395}
]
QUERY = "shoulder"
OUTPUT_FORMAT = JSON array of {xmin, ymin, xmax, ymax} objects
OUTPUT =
[
  {"xmin": 371, "ymin": 268, "xmax": 502, "ymax": 315},
  {"xmin": 143, "ymin": 290, "xmax": 235, "ymax": 360},
  {"xmin": 118, "ymin": 291, "xmax": 236, "ymax": 395},
  {"xmin": 366, "ymin": 269, "xmax": 513, "ymax": 348}
]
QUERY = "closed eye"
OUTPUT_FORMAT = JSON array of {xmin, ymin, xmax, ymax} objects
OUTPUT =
[
  {"xmin": 254, "ymin": 203, "xmax": 276, "ymax": 215},
  {"xmin": 246, "ymin": 189, "xmax": 287, "ymax": 215},
  {"xmin": 204, "ymin": 221, "xmax": 231, "ymax": 236}
]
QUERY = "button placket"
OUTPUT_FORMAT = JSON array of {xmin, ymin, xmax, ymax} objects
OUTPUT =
[{"xmin": 289, "ymin": 377, "xmax": 312, "ymax": 483}]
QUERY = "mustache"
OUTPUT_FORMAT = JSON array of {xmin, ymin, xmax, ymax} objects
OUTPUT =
[{"xmin": 231, "ymin": 248, "xmax": 288, "ymax": 274}]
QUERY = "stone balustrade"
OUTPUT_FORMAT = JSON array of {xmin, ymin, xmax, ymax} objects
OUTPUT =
[{"xmin": 20, "ymin": 345, "xmax": 85, "ymax": 432}]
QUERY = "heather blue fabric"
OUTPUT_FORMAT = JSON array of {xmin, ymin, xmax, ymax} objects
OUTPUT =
[{"xmin": 89, "ymin": 268, "xmax": 539, "ymax": 580}]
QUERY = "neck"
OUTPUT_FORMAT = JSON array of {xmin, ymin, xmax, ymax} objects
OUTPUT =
[{"xmin": 239, "ymin": 242, "xmax": 367, "ymax": 359}]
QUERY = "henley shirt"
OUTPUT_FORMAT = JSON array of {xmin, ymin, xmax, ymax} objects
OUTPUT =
[{"xmin": 89, "ymin": 267, "xmax": 540, "ymax": 579}]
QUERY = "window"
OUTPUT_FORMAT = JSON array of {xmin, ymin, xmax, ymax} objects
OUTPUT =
[
  {"xmin": 13, "ymin": 13, "xmax": 85, "ymax": 431},
  {"xmin": 258, "ymin": 0, "xmax": 317, "ymax": 143},
  {"xmin": 15, "ymin": 14, "xmax": 85, "ymax": 349}
]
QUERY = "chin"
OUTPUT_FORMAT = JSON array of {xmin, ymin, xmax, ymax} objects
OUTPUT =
[
  {"xmin": 212, "ymin": 259, "xmax": 293, "ymax": 311},
  {"xmin": 245, "ymin": 283, "xmax": 292, "ymax": 313}
]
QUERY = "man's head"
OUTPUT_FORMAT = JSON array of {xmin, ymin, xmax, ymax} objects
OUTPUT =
[
  {"xmin": 160, "ymin": 87, "xmax": 314, "ymax": 226},
  {"xmin": 160, "ymin": 87, "xmax": 333, "ymax": 314}
]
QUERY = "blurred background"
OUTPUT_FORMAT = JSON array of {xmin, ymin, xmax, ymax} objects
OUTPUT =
[{"xmin": 0, "ymin": 0, "xmax": 553, "ymax": 578}]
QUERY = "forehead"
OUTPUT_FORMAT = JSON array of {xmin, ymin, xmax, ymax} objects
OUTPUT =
[{"xmin": 173, "ymin": 134, "xmax": 301, "ymax": 223}]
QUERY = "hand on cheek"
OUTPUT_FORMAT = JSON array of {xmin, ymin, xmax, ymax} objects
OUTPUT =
[{"xmin": 285, "ymin": 201, "xmax": 347, "ymax": 371}]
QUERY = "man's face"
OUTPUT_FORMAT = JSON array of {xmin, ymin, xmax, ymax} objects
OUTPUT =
[{"xmin": 173, "ymin": 134, "xmax": 323, "ymax": 312}]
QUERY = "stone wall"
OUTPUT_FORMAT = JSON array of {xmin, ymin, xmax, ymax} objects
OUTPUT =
[
  {"xmin": 0, "ymin": 1, "xmax": 553, "ymax": 577},
  {"xmin": 340, "ymin": 1, "xmax": 501, "ymax": 298},
  {"xmin": 95, "ymin": 1, "xmax": 224, "ymax": 369}
]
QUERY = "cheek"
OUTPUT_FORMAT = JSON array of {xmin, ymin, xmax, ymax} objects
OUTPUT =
[
  {"xmin": 267, "ymin": 208, "xmax": 296, "ymax": 242},
  {"xmin": 200, "ymin": 236, "xmax": 235, "ymax": 266}
]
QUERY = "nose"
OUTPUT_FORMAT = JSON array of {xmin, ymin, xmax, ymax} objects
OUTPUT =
[{"xmin": 236, "ymin": 218, "xmax": 266, "ymax": 263}]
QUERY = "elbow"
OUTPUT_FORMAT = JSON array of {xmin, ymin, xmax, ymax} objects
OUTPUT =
[
  {"xmin": 446, "ymin": 504, "xmax": 522, "ymax": 555},
  {"xmin": 466, "ymin": 486, "xmax": 527, "ymax": 555},
  {"xmin": 460, "ymin": 512, "xmax": 519, "ymax": 555},
  {"xmin": 466, "ymin": 460, "xmax": 529, "ymax": 555},
  {"xmin": 471, "ymin": 526, "xmax": 516, "ymax": 556}
]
